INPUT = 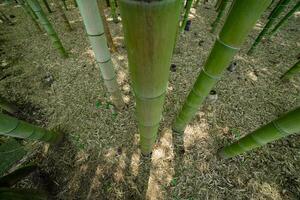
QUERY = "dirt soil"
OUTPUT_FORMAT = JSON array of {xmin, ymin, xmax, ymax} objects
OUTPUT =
[{"xmin": 0, "ymin": 0, "xmax": 300, "ymax": 199}]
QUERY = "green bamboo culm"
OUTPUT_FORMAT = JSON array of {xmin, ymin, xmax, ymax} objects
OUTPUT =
[
  {"xmin": 269, "ymin": 1, "xmax": 300, "ymax": 36},
  {"xmin": 76, "ymin": 0, "xmax": 124, "ymax": 109},
  {"xmin": 41, "ymin": 0, "xmax": 52, "ymax": 13},
  {"xmin": 0, "ymin": 97, "xmax": 19, "ymax": 114},
  {"xmin": 109, "ymin": 0, "xmax": 118, "ymax": 23},
  {"xmin": 26, "ymin": 0, "xmax": 68, "ymax": 57},
  {"xmin": 218, "ymin": 107, "xmax": 300, "ymax": 159},
  {"xmin": 247, "ymin": 0, "xmax": 292, "ymax": 54},
  {"xmin": 281, "ymin": 60, "xmax": 300, "ymax": 80},
  {"xmin": 0, "ymin": 113, "xmax": 62, "ymax": 143},
  {"xmin": 173, "ymin": 0, "xmax": 272, "ymax": 133},
  {"xmin": 119, "ymin": 0, "xmax": 181, "ymax": 154},
  {"xmin": 180, "ymin": 0, "xmax": 193, "ymax": 33},
  {"xmin": 211, "ymin": 0, "xmax": 229, "ymax": 33},
  {"xmin": 17, "ymin": 0, "xmax": 42, "ymax": 32}
]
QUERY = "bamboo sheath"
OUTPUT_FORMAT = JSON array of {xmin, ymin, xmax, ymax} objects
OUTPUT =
[
  {"xmin": 0, "ymin": 113, "xmax": 61, "ymax": 143},
  {"xmin": 180, "ymin": 0, "xmax": 193, "ymax": 32},
  {"xmin": 173, "ymin": 0, "xmax": 272, "ymax": 133},
  {"xmin": 281, "ymin": 60, "xmax": 300, "ymax": 79},
  {"xmin": 269, "ymin": 1, "xmax": 300, "ymax": 36},
  {"xmin": 77, "ymin": 0, "xmax": 124, "ymax": 109},
  {"xmin": 26, "ymin": 0, "xmax": 68, "ymax": 57},
  {"xmin": 218, "ymin": 107, "xmax": 300, "ymax": 158},
  {"xmin": 248, "ymin": 0, "xmax": 292, "ymax": 54},
  {"xmin": 119, "ymin": 0, "xmax": 181, "ymax": 154}
]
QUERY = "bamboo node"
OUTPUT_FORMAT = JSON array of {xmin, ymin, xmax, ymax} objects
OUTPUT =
[
  {"xmin": 202, "ymin": 68, "xmax": 221, "ymax": 80},
  {"xmin": 272, "ymin": 121, "xmax": 291, "ymax": 136},
  {"xmin": 217, "ymin": 37, "xmax": 240, "ymax": 50}
]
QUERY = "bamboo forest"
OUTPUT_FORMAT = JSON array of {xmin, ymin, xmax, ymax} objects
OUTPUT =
[{"xmin": 0, "ymin": 0, "xmax": 300, "ymax": 199}]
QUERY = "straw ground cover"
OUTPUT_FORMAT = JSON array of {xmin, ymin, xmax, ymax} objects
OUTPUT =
[{"xmin": 0, "ymin": 1, "xmax": 299, "ymax": 199}]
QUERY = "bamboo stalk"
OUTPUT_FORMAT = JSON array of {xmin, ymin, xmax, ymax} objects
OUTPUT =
[
  {"xmin": 0, "ymin": 113, "xmax": 62, "ymax": 143},
  {"xmin": 0, "ymin": 97, "xmax": 19, "ymax": 114},
  {"xmin": 269, "ymin": 1, "xmax": 300, "ymax": 36},
  {"xmin": 97, "ymin": 0, "xmax": 118, "ymax": 53},
  {"xmin": 281, "ymin": 60, "xmax": 300, "ymax": 80},
  {"xmin": 57, "ymin": 0, "xmax": 72, "ymax": 31},
  {"xmin": 211, "ymin": 0, "xmax": 229, "ymax": 33},
  {"xmin": 27, "ymin": 0, "xmax": 68, "ymax": 57},
  {"xmin": 109, "ymin": 0, "xmax": 118, "ymax": 23},
  {"xmin": 41, "ymin": 0, "xmax": 52, "ymax": 13},
  {"xmin": 247, "ymin": 0, "xmax": 292, "ymax": 54},
  {"xmin": 76, "ymin": 0, "xmax": 124, "ymax": 109},
  {"xmin": 180, "ymin": 0, "xmax": 193, "ymax": 33},
  {"xmin": 218, "ymin": 107, "xmax": 300, "ymax": 158},
  {"xmin": 173, "ymin": 0, "xmax": 272, "ymax": 133},
  {"xmin": 119, "ymin": 0, "xmax": 181, "ymax": 154}
]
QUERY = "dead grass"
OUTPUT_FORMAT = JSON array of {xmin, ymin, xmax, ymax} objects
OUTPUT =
[{"xmin": 0, "ymin": 0, "xmax": 299, "ymax": 199}]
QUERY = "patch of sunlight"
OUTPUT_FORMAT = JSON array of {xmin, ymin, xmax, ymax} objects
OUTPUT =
[
  {"xmin": 184, "ymin": 113, "xmax": 210, "ymax": 150},
  {"xmin": 247, "ymin": 71, "xmax": 258, "ymax": 81},
  {"xmin": 114, "ymin": 150, "xmax": 127, "ymax": 183},
  {"xmin": 117, "ymin": 55, "xmax": 125, "ymax": 61},
  {"xmin": 254, "ymin": 21, "xmax": 264, "ymax": 30},
  {"xmin": 146, "ymin": 128, "xmax": 174, "ymax": 200},
  {"xmin": 117, "ymin": 70, "xmax": 127, "ymax": 84},
  {"xmin": 67, "ymin": 154, "xmax": 89, "ymax": 199},
  {"xmin": 260, "ymin": 182, "xmax": 282, "ymax": 200},
  {"xmin": 123, "ymin": 95, "xmax": 131, "ymax": 104},
  {"xmin": 130, "ymin": 134, "xmax": 141, "ymax": 177},
  {"xmin": 295, "ymin": 11, "xmax": 300, "ymax": 17},
  {"xmin": 86, "ymin": 165, "xmax": 104, "ymax": 199}
]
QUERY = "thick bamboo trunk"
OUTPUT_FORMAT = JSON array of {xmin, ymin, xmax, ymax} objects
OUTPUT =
[
  {"xmin": 57, "ymin": 0, "xmax": 72, "ymax": 31},
  {"xmin": 42, "ymin": 0, "xmax": 52, "ymax": 13},
  {"xmin": 248, "ymin": 0, "xmax": 291, "ymax": 54},
  {"xmin": 0, "ymin": 97, "xmax": 19, "ymax": 114},
  {"xmin": 211, "ymin": 0, "xmax": 229, "ymax": 33},
  {"xmin": 281, "ymin": 60, "xmax": 300, "ymax": 80},
  {"xmin": 173, "ymin": 0, "xmax": 272, "ymax": 133},
  {"xmin": 0, "ymin": 113, "xmax": 62, "ymax": 143},
  {"xmin": 18, "ymin": 0, "xmax": 43, "ymax": 32},
  {"xmin": 180, "ymin": 0, "xmax": 193, "ymax": 32},
  {"xmin": 218, "ymin": 107, "xmax": 300, "ymax": 158},
  {"xmin": 97, "ymin": 0, "xmax": 118, "ymax": 53},
  {"xmin": 269, "ymin": 1, "xmax": 300, "ymax": 36},
  {"xmin": 119, "ymin": 0, "xmax": 181, "ymax": 154},
  {"xmin": 27, "ymin": 0, "xmax": 68, "ymax": 57},
  {"xmin": 109, "ymin": 0, "xmax": 118, "ymax": 23},
  {"xmin": 76, "ymin": 0, "xmax": 124, "ymax": 109}
]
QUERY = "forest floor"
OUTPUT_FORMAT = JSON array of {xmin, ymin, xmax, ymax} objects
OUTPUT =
[{"xmin": 0, "ymin": 0, "xmax": 300, "ymax": 199}]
